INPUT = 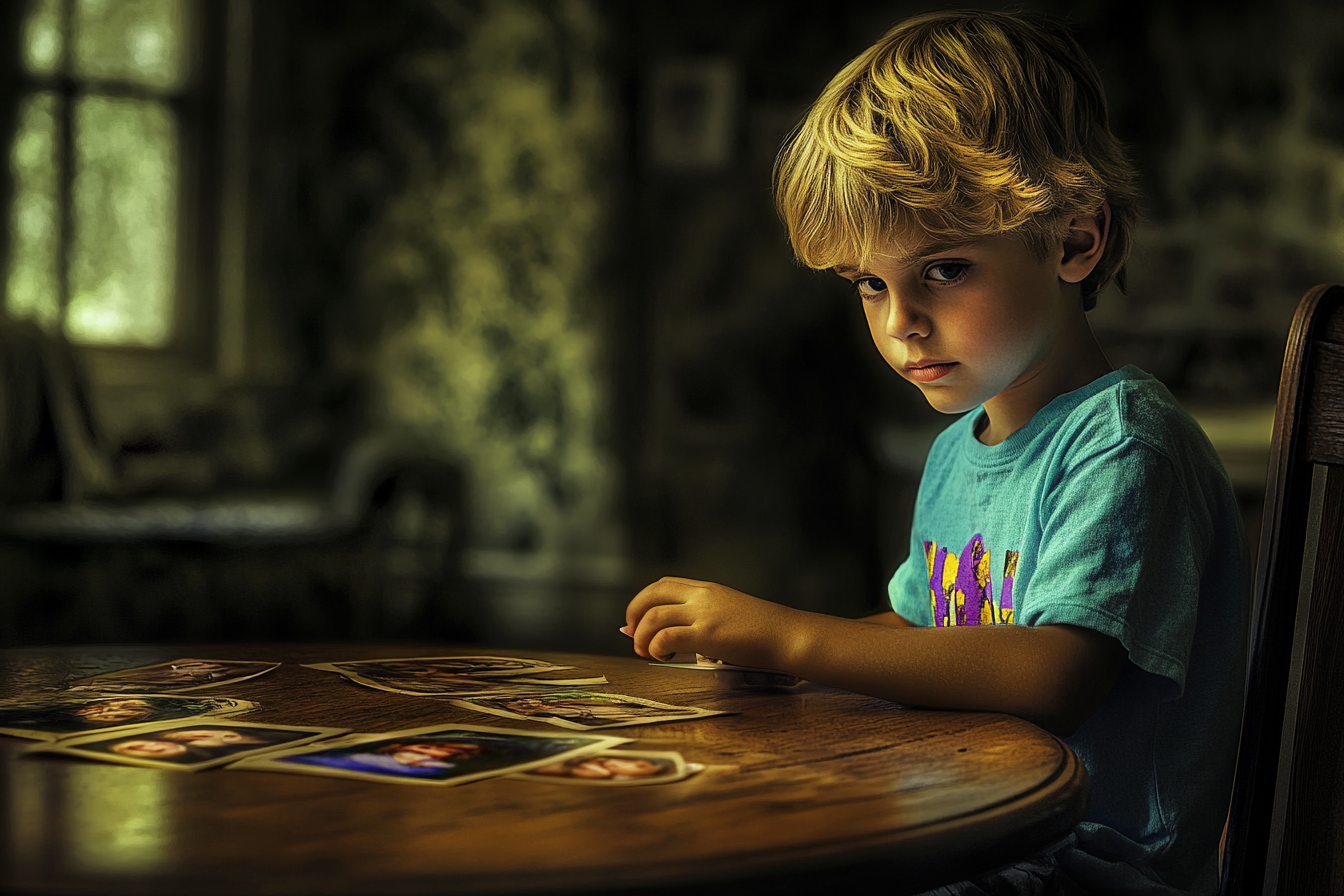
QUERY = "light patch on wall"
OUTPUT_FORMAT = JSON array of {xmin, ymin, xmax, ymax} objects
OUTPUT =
[{"xmin": 371, "ymin": 0, "xmax": 618, "ymax": 557}]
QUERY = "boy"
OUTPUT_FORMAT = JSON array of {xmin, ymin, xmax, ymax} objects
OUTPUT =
[{"xmin": 623, "ymin": 10, "xmax": 1249, "ymax": 896}]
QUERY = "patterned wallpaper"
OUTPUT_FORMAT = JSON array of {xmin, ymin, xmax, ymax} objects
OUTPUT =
[{"xmin": 362, "ymin": 0, "xmax": 620, "ymax": 557}]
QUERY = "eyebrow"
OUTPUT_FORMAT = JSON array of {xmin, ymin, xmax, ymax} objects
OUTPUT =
[{"xmin": 834, "ymin": 240, "xmax": 975, "ymax": 274}]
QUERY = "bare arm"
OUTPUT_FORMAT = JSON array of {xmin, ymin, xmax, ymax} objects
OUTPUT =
[
  {"xmin": 626, "ymin": 577, "xmax": 1126, "ymax": 737},
  {"xmin": 860, "ymin": 609, "xmax": 914, "ymax": 627}
]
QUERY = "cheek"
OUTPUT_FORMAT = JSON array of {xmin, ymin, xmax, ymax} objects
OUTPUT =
[
  {"xmin": 958, "ymin": 304, "xmax": 1034, "ymax": 368},
  {"xmin": 862, "ymin": 306, "xmax": 901, "ymax": 366}
]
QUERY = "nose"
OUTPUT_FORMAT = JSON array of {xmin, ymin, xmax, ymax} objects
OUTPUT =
[{"xmin": 885, "ymin": 291, "xmax": 929, "ymax": 340}]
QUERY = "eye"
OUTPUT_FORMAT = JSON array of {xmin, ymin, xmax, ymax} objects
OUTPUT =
[
  {"xmin": 854, "ymin": 276, "xmax": 887, "ymax": 300},
  {"xmin": 925, "ymin": 262, "xmax": 968, "ymax": 283}
]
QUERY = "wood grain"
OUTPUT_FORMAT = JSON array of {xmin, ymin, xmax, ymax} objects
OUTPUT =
[
  {"xmin": 1306, "ymin": 340, "xmax": 1344, "ymax": 465},
  {"xmin": 1277, "ymin": 465, "xmax": 1344, "ymax": 895},
  {"xmin": 1222, "ymin": 284, "xmax": 1344, "ymax": 896},
  {"xmin": 0, "ymin": 644, "xmax": 1086, "ymax": 896}
]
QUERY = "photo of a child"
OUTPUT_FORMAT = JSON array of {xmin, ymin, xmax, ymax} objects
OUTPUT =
[
  {"xmin": 0, "ymin": 694, "xmax": 259, "ymax": 741},
  {"xmin": 450, "ymin": 691, "xmax": 726, "ymax": 730},
  {"xmin": 66, "ymin": 659, "xmax": 279, "ymax": 693},
  {"xmin": 27, "ymin": 720, "xmax": 348, "ymax": 771},
  {"xmin": 513, "ymin": 750, "xmax": 696, "ymax": 786},
  {"xmin": 231, "ymin": 724, "xmax": 629, "ymax": 786}
]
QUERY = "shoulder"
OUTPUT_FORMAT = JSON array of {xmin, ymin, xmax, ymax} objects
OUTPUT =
[
  {"xmin": 1037, "ymin": 368, "xmax": 1209, "ymax": 459},
  {"xmin": 1040, "ymin": 370, "xmax": 1239, "ymax": 538},
  {"xmin": 1051, "ymin": 367, "xmax": 1214, "ymax": 468}
]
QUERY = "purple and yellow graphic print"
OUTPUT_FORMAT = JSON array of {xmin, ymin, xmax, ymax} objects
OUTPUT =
[{"xmin": 924, "ymin": 534, "xmax": 1018, "ymax": 627}]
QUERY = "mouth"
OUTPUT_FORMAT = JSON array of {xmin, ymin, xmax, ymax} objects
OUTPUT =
[{"xmin": 904, "ymin": 360, "xmax": 957, "ymax": 383}]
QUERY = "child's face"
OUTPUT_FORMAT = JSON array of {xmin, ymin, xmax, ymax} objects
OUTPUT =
[{"xmin": 837, "ymin": 232, "xmax": 1074, "ymax": 416}]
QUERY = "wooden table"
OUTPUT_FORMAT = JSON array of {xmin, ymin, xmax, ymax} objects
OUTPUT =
[{"xmin": 0, "ymin": 644, "xmax": 1087, "ymax": 895}]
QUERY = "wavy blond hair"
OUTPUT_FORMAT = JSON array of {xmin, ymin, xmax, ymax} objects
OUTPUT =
[{"xmin": 774, "ymin": 9, "xmax": 1140, "ymax": 308}]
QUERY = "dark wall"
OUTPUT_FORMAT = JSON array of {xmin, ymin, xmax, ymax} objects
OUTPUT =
[{"xmin": 3, "ymin": 0, "xmax": 1341, "ymax": 646}]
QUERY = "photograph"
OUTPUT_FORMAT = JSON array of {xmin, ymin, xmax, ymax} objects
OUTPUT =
[
  {"xmin": 449, "ymin": 691, "xmax": 728, "ymax": 730},
  {"xmin": 650, "ymin": 662, "xmax": 801, "ymax": 690},
  {"xmin": 0, "ymin": 694, "xmax": 260, "ymax": 741},
  {"xmin": 65, "ymin": 659, "xmax": 280, "ymax": 693},
  {"xmin": 321, "ymin": 674, "xmax": 606, "ymax": 698},
  {"xmin": 307, "ymin": 655, "xmax": 579, "ymax": 679},
  {"xmin": 510, "ymin": 749, "xmax": 700, "ymax": 786},
  {"xmin": 303, "ymin": 656, "xmax": 604, "ymax": 696},
  {"xmin": 230, "ymin": 723, "xmax": 629, "ymax": 786},
  {"xmin": 25, "ymin": 719, "xmax": 348, "ymax": 771}
]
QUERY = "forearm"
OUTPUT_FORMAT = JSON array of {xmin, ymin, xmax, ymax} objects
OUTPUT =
[
  {"xmin": 858, "ymin": 609, "xmax": 913, "ymax": 627},
  {"xmin": 624, "ymin": 577, "xmax": 1124, "ymax": 736},
  {"xmin": 774, "ymin": 609, "xmax": 1124, "ymax": 736}
]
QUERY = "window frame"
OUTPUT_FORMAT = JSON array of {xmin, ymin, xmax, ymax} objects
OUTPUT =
[{"xmin": 3, "ymin": 0, "xmax": 229, "ymax": 383}]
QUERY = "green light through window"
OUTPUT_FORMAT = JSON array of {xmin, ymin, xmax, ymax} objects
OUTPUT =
[
  {"xmin": 6, "ymin": 92, "xmax": 62, "ymax": 330},
  {"xmin": 68, "ymin": 96, "xmax": 177, "ymax": 346},
  {"xmin": 6, "ymin": 0, "xmax": 184, "ymax": 348},
  {"xmin": 73, "ymin": 0, "xmax": 186, "ymax": 91},
  {"xmin": 21, "ymin": 0, "xmax": 62, "ymax": 75}
]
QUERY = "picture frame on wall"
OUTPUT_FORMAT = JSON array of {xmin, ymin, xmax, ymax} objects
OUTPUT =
[{"xmin": 645, "ymin": 59, "xmax": 738, "ymax": 171}]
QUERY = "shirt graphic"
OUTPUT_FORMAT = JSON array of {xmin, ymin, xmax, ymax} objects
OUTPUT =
[{"xmin": 924, "ymin": 534, "xmax": 1018, "ymax": 626}]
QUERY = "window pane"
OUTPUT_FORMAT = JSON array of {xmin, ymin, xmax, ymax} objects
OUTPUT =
[
  {"xmin": 67, "ymin": 95, "xmax": 176, "ymax": 347},
  {"xmin": 21, "ymin": 0, "xmax": 63, "ymax": 76},
  {"xmin": 6, "ymin": 91, "xmax": 62, "ymax": 329},
  {"xmin": 73, "ymin": 0, "xmax": 186, "ymax": 91}
]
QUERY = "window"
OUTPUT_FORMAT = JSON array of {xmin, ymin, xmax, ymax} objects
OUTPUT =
[{"xmin": 6, "ymin": 0, "xmax": 191, "ymax": 348}]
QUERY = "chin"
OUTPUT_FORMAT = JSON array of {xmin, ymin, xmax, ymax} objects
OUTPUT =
[{"xmin": 917, "ymin": 388, "xmax": 982, "ymax": 416}]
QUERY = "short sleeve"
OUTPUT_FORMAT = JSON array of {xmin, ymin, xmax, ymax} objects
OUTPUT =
[
  {"xmin": 1021, "ymin": 437, "xmax": 1199, "ymax": 696},
  {"xmin": 888, "ymin": 547, "xmax": 929, "ymax": 624}
]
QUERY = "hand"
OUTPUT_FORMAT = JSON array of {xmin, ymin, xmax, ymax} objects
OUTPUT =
[{"xmin": 623, "ymin": 577, "xmax": 802, "ymax": 670}]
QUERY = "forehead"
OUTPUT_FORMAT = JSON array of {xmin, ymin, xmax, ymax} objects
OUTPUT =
[{"xmin": 833, "ymin": 235, "xmax": 978, "ymax": 274}]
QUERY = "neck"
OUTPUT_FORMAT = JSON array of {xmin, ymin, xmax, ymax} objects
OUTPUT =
[{"xmin": 977, "ymin": 313, "xmax": 1113, "ymax": 446}]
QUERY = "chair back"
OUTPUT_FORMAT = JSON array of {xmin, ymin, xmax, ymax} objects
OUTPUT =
[{"xmin": 1221, "ymin": 283, "xmax": 1344, "ymax": 895}]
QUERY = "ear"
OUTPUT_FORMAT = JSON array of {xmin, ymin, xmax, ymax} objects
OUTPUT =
[{"xmin": 1057, "ymin": 202, "xmax": 1110, "ymax": 284}]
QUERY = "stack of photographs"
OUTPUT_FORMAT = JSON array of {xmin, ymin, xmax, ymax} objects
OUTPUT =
[{"xmin": 0, "ymin": 659, "xmax": 279, "ymax": 744}]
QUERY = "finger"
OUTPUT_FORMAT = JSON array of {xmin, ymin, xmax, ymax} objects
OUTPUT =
[
  {"xmin": 630, "ymin": 603, "xmax": 691, "ymax": 659},
  {"xmin": 625, "ymin": 577, "xmax": 701, "ymax": 629},
  {"xmin": 648, "ymin": 625, "xmax": 698, "ymax": 663},
  {"xmin": 630, "ymin": 603, "xmax": 694, "ymax": 659}
]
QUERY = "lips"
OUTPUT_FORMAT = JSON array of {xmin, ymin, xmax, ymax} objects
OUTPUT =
[{"xmin": 905, "ymin": 361, "xmax": 957, "ymax": 383}]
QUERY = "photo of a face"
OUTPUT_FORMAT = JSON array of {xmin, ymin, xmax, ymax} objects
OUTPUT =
[
  {"xmin": 278, "ymin": 739, "xmax": 488, "ymax": 779},
  {"xmin": 26, "ymin": 720, "xmax": 349, "ymax": 771},
  {"xmin": 514, "ymin": 750, "xmax": 695, "ymax": 785},
  {"xmin": 449, "ymin": 691, "xmax": 727, "ymax": 730},
  {"xmin": 0, "ymin": 694, "xmax": 260, "ymax": 741},
  {"xmin": 303, "ymin": 656, "xmax": 603, "ymax": 696},
  {"xmin": 66, "ymin": 659, "xmax": 279, "ymax": 693},
  {"xmin": 329, "ymin": 656, "xmax": 576, "ymax": 678},
  {"xmin": 231, "ymin": 724, "xmax": 629, "ymax": 786}
]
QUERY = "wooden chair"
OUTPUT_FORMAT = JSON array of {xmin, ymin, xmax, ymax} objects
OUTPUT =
[{"xmin": 1221, "ymin": 283, "xmax": 1344, "ymax": 895}]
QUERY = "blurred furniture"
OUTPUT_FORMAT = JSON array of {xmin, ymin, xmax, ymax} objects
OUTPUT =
[
  {"xmin": 0, "ymin": 319, "xmax": 468, "ymax": 645},
  {"xmin": 1221, "ymin": 283, "xmax": 1344, "ymax": 895},
  {"xmin": 0, "ymin": 643, "xmax": 1089, "ymax": 896}
]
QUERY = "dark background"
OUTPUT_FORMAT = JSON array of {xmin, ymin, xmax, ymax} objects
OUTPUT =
[{"xmin": 1, "ymin": 0, "xmax": 1338, "ymax": 651}]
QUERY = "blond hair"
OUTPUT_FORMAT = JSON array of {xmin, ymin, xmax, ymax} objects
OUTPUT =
[{"xmin": 774, "ymin": 9, "xmax": 1139, "ymax": 307}]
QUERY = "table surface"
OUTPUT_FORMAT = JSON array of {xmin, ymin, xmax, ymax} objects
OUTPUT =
[{"xmin": 0, "ymin": 644, "xmax": 1088, "ymax": 896}]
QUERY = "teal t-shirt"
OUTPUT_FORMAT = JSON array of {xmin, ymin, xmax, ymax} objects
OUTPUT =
[{"xmin": 889, "ymin": 366, "xmax": 1249, "ymax": 896}]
